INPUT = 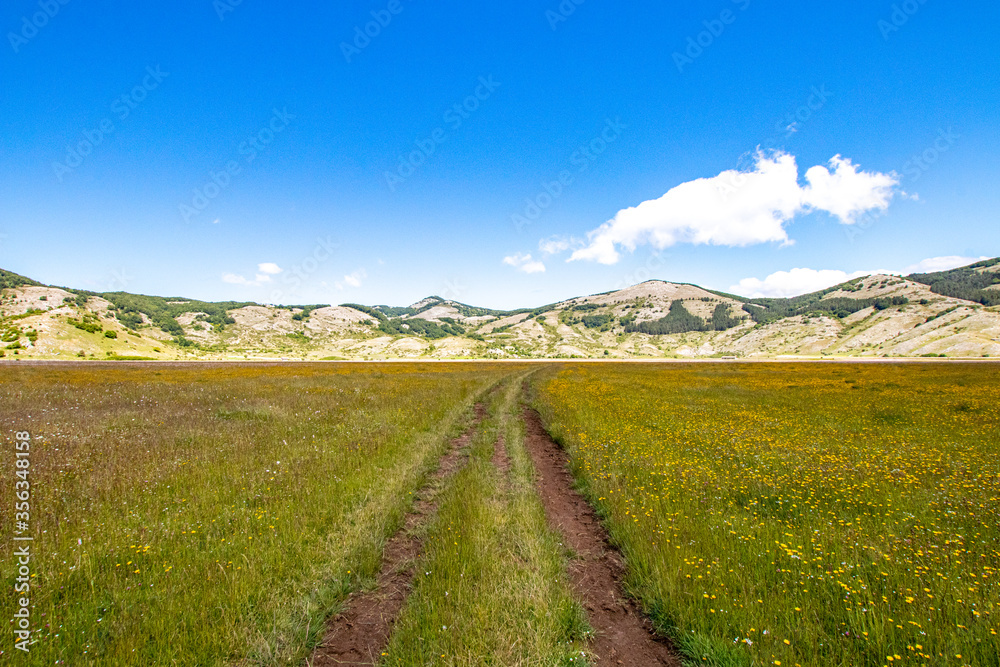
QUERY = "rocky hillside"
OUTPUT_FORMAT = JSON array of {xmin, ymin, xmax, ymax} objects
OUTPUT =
[{"xmin": 1, "ymin": 260, "xmax": 999, "ymax": 361}]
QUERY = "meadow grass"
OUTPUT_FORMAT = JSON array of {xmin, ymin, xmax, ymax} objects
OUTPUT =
[
  {"xmin": 532, "ymin": 363, "xmax": 1000, "ymax": 667},
  {"xmin": 4, "ymin": 361, "xmax": 997, "ymax": 666},
  {"xmin": 0, "ymin": 362, "xmax": 514, "ymax": 665},
  {"xmin": 383, "ymin": 374, "xmax": 592, "ymax": 666}
]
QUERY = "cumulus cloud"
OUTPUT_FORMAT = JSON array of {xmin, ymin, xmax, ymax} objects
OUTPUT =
[
  {"xmin": 336, "ymin": 268, "xmax": 367, "ymax": 290},
  {"xmin": 257, "ymin": 262, "xmax": 282, "ymax": 276},
  {"xmin": 903, "ymin": 255, "xmax": 988, "ymax": 274},
  {"xmin": 800, "ymin": 156, "xmax": 899, "ymax": 224},
  {"xmin": 503, "ymin": 252, "xmax": 546, "ymax": 274},
  {"xmin": 569, "ymin": 151, "xmax": 901, "ymax": 265},
  {"xmin": 223, "ymin": 263, "xmax": 283, "ymax": 287},
  {"xmin": 729, "ymin": 268, "xmax": 881, "ymax": 299}
]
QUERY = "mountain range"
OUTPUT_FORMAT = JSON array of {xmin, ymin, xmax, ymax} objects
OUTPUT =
[{"xmin": 2, "ymin": 258, "xmax": 999, "ymax": 361}]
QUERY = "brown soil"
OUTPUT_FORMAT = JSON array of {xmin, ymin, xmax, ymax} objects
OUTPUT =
[
  {"xmin": 306, "ymin": 403, "xmax": 485, "ymax": 666},
  {"xmin": 491, "ymin": 433, "xmax": 510, "ymax": 476},
  {"xmin": 521, "ymin": 406, "xmax": 682, "ymax": 667}
]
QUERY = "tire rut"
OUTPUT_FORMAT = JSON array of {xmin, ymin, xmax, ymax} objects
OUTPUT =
[
  {"xmin": 491, "ymin": 433, "xmax": 510, "ymax": 477},
  {"xmin": 306, "ymin": 402, "xmax": 486, "ymax": 666},
  {"xmin": 521, "ymin": 405, "xmax": 683, "ymax": 667}
]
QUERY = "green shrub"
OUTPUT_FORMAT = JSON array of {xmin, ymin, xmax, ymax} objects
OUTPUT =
[
  {"xmin": 104, "ymin": 330, "xmax": 118, "ymax": 339},
  {"xmin": 581, "ymin": 314, "xmax": 611, "ymax": 329},
  {"xmin": 289, "ymin": 305, "xmax": 326, "ymax": 321},
  {"xmin": 68, "ymin": 316, "xmax": 103, "ymax": 334},
  {"xmin": 115, "ymin": 310, "xmax": 144, "ymax": 329}
]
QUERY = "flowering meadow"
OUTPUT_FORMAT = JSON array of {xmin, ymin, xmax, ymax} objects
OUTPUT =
[
  {"xmin": 533, "ymin": 362, "xmax": 1000, "ymax": 666},
  {"xmin": 2, "ymin": 361, "xmax": 997, "ymax": 666},
  {"xmin": 0, "ymin": 362, "xmax": 511, "ymax": 665}
]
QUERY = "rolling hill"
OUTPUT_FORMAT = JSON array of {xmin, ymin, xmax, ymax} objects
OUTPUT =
[{"xmin": 1, "ymin": 259, "xmax": 999, "ymax": 360}]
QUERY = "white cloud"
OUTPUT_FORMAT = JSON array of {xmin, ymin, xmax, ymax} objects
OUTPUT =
[
  {"xmin": 903, "ymin": 255, "xmax": 988, "ymax": 274},
  {"xmin": 569, "ymin": 151, "xmax": 901, "ymax": 265},
  {"xmin": 729, "ymin": 253, "xmax": 991, "ymax": 298},
  {"xmin": 342, "ymin": 268, "xmax": 367, "ymax": 288},
  {"xmin": 335, "ymin": 268, "xmax": 368, "ymax": 290},
  {"xmin": 729, "ymin": 268, "xmax": 877, "ymax": 298},
  {"xmin": 800, "ymin": 156, "xmax": 899, "ymax": 224},
  {"xmin": 538, "ymin": 235, "xmax": 583, "ymax": 256},
  {"xmin": 257, "ymin": 262, "xmax": 282, "ymax": 275},
  {"xmin": 222, "ymin": 262, "xmax": 282, "ymax": 287},
  {"xmin": 503, "ymin": 252, "xmax": 546, "ymax": 274}
]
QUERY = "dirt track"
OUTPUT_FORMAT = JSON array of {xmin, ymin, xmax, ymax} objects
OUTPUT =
[
  {"xmin": 306, "ymin": 404, "xmax": 484, "ymax": 666},
  {"xmin": 522, "ymin": 406, "xmax": 682, "ymax": 667},
  {"xmin": 307, "ymin": 395, "xmax": 681, "ymax": 666}
]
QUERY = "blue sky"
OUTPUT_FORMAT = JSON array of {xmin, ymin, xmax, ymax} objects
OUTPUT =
[{"xmin": 2, "ymin": 0, "xmax": 998, "ymax": 309}]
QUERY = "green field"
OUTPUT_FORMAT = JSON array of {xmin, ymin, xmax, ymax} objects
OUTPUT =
[
  {"xmin": 0, "ymin": 363, "xmax": 513, "ymax": 664},
  {"xmin": 533, "ymin": 363, "xmax": 1000, "ymax": 666},
  {"xmin": 2, "ymin": 362, "xmax": 998, "ymax": 666}
]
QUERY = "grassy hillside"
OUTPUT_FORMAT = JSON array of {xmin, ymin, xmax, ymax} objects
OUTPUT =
[
  {"xmin": 908, "ymin": 258, "xmax": 1000, "ymax": 306},
  {"xmin": 3, "ymin": 259, "xmax": 999, "ymax": 359},
  {"xmin": 0, "ymin": 268, "xmax": 42, "ymax": 290},
  {"xmin": 78, "ymin": 291, "xmax": 257, "ymax": 335},
  {"xmin": 346, "ymin": 296, "xmax": 523, "ymax": 321}
]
